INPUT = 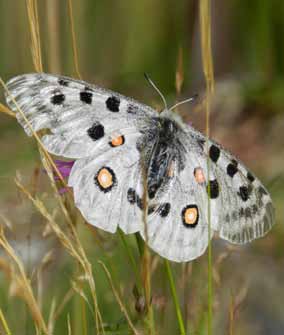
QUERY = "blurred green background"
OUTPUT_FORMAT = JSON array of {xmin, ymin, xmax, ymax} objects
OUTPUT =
[{"xmin": 0, "ymin": 1, "xmax": 284, "ymax": 334}]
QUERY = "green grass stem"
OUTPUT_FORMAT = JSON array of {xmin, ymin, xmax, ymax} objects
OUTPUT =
[{"xmin": 164, "ymin": 260, "xmax": 186, "ymax": 335}]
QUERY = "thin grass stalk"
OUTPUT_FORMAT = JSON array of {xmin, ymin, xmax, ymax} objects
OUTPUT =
[
  {"xmin": 135, "ymin": 233, "xmax": 145, "ymax": 257},
  {"xmin": 67, "ymin": 314, "xmax": 72, "ymax": 335},
  {"xmin": 141, "ymin": 162, "xmax": 155, "ymax": 335},
  {"xmin": 199, "ymin": 1, "xmax": 215, "ymax": 334},
  {"xmin": 118, "ymin": 230, "xmax": 142, "ymax": 289},
  {"xmin": 81, "ymin": 298, "xmax": 88, "ymax": 335},
  {"xmin": 0, "ymin": 103, "xmax": 16, "ymax": 118},
  {"xmin": 98, "ymin": 261, "xmax": 140, "ymax": 335},
  {"xmin": 39, "ymin": 136, "xmax": 104, "ymax": 333},
  {"xmin": 53, "ymin": 288, "xmax": 75, "ymax": 322},
  {"xmin": 24, "ymin": 3, "xmax": 105, "ymax": 332},
  {"xmin": 47, "ymin": 298, "xmax": 57, "ymax": 335},
  {"xmin": 46, "ymin": 0, "xmax": 61, "ymax": 74},
  {"xmin": 24, "ymin": 0, "xmax": 74, "ymax": 193},
  {"xmin": 0, "ymin": 227, "xmax": 48, "ymax": 333},
  {"xmin": 14, "ymin": 178, "xmax": 104, "ymax": 334},
  {"xmin": 229, "ymin": 293, "xmax": 234, "ymax": 335},
  {"xmin": 68, "ymin": 0, "xmax": 82, "ymax": 79},
  {"xmin": 26, "ymin": 0, "xmax": 43, "ymax": 72},
  {"xmin": 175, "ymin": 44, "xmax": 190, "ymax": 334},
  {"xmin": 0, "ymin": 308, "xmax": 12, "ymax": 335},
  {"xmin": 175, "ymin": 46, "xmax": 184, "ymax": 97},
  {"xmin": 164, "ymin": 260, "xmax": 186, "ymax": 335}
]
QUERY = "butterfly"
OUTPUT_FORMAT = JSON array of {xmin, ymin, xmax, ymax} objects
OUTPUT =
[{"xmin": 5, "ymin": 73, "xmax": 275, "ymax": 262}]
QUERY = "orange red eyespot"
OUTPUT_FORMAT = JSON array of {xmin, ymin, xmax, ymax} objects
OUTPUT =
[
  {"xmin": 95, "ymin": 167, "xmax": 116, "ymax": 192},
  {"xmin": 194, "ymin": 167, "xmax": 205, "ymax": 184},
  {"xmin": 109, "ymin": 135, "xmax": 125, "ymax": 147},
  {"xmin": 182, "ymin": 204, "xmax": 199, "ymax": 228}
]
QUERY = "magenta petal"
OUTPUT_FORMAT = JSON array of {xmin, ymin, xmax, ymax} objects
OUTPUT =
[
  {"xmin": 58, "ymin": 187, "xmax": 69, "ymax": 194},
  {"xmin": 54, "ymin": 160, "xmax": 75, "ymax": 178},
  {"xmin": 55, "ymin": 160, "xmax": 75, "ymax": 168}
]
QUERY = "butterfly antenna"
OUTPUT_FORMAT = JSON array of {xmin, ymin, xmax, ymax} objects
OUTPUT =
[
  {"xmin": 169, "ymin": 94, "xmax": 198, "ymax": 111},
  {"xmin": 144, "ymin": 73, "xmax": 168, "ymax": 110}
]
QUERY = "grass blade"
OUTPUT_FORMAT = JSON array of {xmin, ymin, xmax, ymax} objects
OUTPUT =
[
  {"xmin": 199, "ymin": 0, "xmax": 215, "ymax": 334},
  {"xmin": 0, "ymin": 308, "xmax": 12, "ymax": 335},
  {"xmin": 164, "ymin": 260, "xmax": 186, "ymax": 335}
]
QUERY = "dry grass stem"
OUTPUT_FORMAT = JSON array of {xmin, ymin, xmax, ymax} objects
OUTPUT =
[
  {"xmin": 98, "ymin": 260, "xmax": 140, "ymax": 335},
  {"xmin": 0, "ymin": 103, "xmax": 16, "ymax": 118},
  {"xmin": 0, "ymin": 226, "xmax": 48, "ymax": 333},
  {"xmin": 53, "ymin": 288, "xmax": 75, "ymax": 322},
  {"xmin": 0, "ymin": 308, "xmax": 12, "ymax": 335},
  {"xmin": 70, "ymin": 279, "xmax": 93, "ymax": 314},
  {"xmin": 199, "ymin": 0, "xmax": 215, "ymax": 334},
  {"xmin": 14, "ymin": 177, "xmax": 105, "ymax": 334},
  {"xmin": 26, "ymin": 0, "xmax": 43, "ymax": 72},
  {"xmin": 175, "ymin": 47, "xmax": 184, "ymax": 96},
  {"xmin": 141, "ymin": 161, "xmax": 155, "ymax": 334},
  {"xmin": 46, "ymin": 0, "xmax": 61, "ymax": 74},
  {"xmin": 47, "ymin": 297, "xmax": 57, "ymax": 335},
  {"xmin": 68, "ymin": 0, "xmax": 82, "ymax": 79},
  {"xmin": 67, "ymin": 314, "xmax": 72, "ymax": 335}
]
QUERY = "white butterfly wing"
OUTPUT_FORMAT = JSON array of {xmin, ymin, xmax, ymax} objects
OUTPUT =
[
  {"xmin": 141, "ymin": 124, "xmax": 275, "ymax": 262},
  {"xmin": 142, "ymin": 167, "xmax": 212, "ymax": 262},
  {"xmin": 6, "ymin": 73, "xmax": 157, "ymax": 158},
  {"xmin": 68, "ymin": 130, "xmax": 144, "ymax": 234},
  {"xmin": 139, "ymin": 138, "xmax": 213, "ymax": 262},
  {"xmin": 201, "ymin": 137, "xmax": 275, "ymax": 244},
  {"xmin": 5, "ymin": 73, "xmax": 153, "ymax": 234}
]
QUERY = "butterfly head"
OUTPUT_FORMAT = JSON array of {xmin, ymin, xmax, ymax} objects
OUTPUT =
[{"xmin": 144, "ymin": 73, "xmax": 197, "ymax": 117}]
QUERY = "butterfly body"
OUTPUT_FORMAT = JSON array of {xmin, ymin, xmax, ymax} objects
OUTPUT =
[
  {"xmin": 137, "ymin": 114, "xmax": 186, "ymax": 200},
  {"xmin": 5, "ymin": 73, "xmax": 275, "ymax": 262}
]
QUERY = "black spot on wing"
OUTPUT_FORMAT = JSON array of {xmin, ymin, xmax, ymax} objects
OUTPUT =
[
  {"xmin": 208, "ymin": 179, "xmax": 219, "ymax": 199},
  {"xmin": 127, "ymin": 188, "xmax": 137, "ymax": 204},
  {"xmin": 148, "ymin": 185, "xmax": 158, "ymax": 199},
  {"xmin": 58, "ymin": 79, "xmax": 69, "ymax": 86},
  {"xmin": 80, "ymin": 91, "xmax": 93, "ymax": 104},
  {"xmin": 87, "ymin": 123, "xmax": 104, "ymax": 140},
  {"xmin": 258, "ymin": 185, "xmax": 268, "ymax": 196},
  {"xmin": 239, "ymin": 208, "xmax": 245, "ymax": 217},
  {"xmin": 197, "ymin": 138, "xmax": 205, "ymax": 150},
  {"xmin": 127, "ymin": 188, "xmax": 144, "ymax": 210},
  {"xmin": 136, "ymin": 196, "xmax": 143, "ymax": 210},
  {"xmin": 227, "ymin": 162, "xmax": 238, "ymax": 177},
  {"xmin": 106, "ymin": 96, "xmax": 120, "ymax": 112},
  {"xmin": 158, "ymin": 203, "xmax": 171, "ymax": 217},
  {"xmin": 238, "ymin": 185, "xmax": 250, "ymax": 202},
  {"xmin": 247, "ymin": 172, "xmax": 255, "ymax": 183},
  {"xmin": 51, "ymin": 93, "xmax": 65, "ymax": 105},
  {"xmin": 148, "ymin": 205, "xmax": 156, "ymax": 215},
  {"xmin": 232, "ymin": 211, "xmax": 238, "ymax": 220},
  {"xmin": 127, "ymin": 104, "xmax": 138, "ymax": 114},
  {"xmin": 245, "ymin": 207, "xmax": 252, "ymax": 218},
  {"xmin": 209, "ymin": 144, "xmax": 220, "ymax": 163},
  {"xmin": 252, "ymin": 204, "xmax": 258, "ymax": 214}
]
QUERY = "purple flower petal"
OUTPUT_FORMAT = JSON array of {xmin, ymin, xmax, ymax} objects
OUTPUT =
[
  {"xmin": 54, "ymin": 160, "xmax": 75, "ymax": 179},
  {"xmin": 54, "ymin": 160, "xmax": 75, "ymax": 168},
  {"xmin": 58, "ymin": 187, "xmax": 70, "ymax": 194}
]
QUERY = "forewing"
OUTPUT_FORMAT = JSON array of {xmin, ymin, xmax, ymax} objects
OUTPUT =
[{"xmin": 5, "ymin": 73, "xmax": 157, "ymax": 158}]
